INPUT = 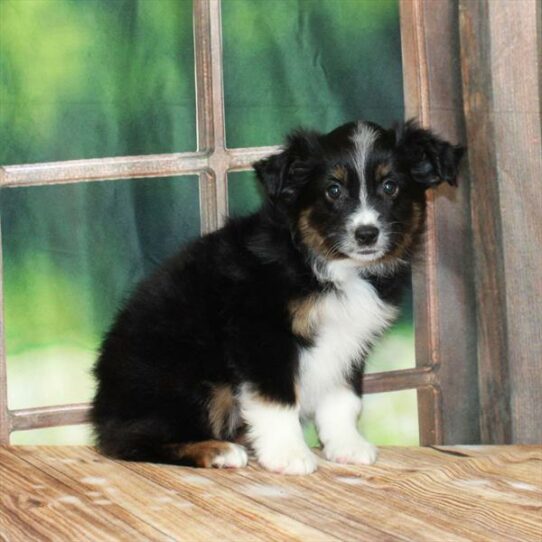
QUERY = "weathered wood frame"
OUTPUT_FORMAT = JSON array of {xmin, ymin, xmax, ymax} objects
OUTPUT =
[
  {"xmin": 459, "ymin": 0, "xmax": 542, "ymax": 444},
  {"xmin": 1, "ymin": 0, "xmax": 539, "ymax": 445},
  {"xmin": 401, "ymin": 0, "xmax": 480, "ymax": 445}
]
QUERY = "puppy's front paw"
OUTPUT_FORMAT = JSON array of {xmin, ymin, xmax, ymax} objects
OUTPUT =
[
  {"xmin": 324, "ymin": 436, "xmax": 378, "ymax": 466},
  {"xmin": 258, "ymin": 445, "xmax": 318, "ymax": 475}
]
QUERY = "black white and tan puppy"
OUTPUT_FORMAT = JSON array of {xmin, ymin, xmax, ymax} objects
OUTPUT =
[{"xmin": 91, "ymin": 120, "xmax": 464, "ymax": 475}]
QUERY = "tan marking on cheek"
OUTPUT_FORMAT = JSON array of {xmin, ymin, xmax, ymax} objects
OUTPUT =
[
  {"xmin": 298, "ymin": 209, "xmax": 346, "ymax": 260},
  {"xmin": 298, "ymin": 209, "xmax": 326, "ymax": 254},
  {"xmin": 378, "ymin": 202, "xmax": 424, "ymax": 264},
  {"xmin": 208, "ymin": 385, "xmax": 237, "ymax": 439},
  {"xmin": 288, "ymin": 294, "xmax": 322, "ymax": 341}
]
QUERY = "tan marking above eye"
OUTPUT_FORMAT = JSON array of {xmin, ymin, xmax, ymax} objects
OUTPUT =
[
  {"xmin": 375, "ymin": 162, "xmax": 392, "ymax": 181},
  {"xmin": 330, "ymin": 165, "xmax": 348, "ymax": 184}
]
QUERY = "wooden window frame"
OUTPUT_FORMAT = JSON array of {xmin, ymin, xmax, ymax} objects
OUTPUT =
[{"xmin": 0, "ymin": 0, "xmax": 482, "ymax": 445}]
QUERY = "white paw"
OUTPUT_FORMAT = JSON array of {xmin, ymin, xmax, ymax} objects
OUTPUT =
[
  {"xmin": 211, "ymin": 443, "xmax": 249, "ymax": 469},
  {"xmin": 324, "ymin": 436, "xmax": 378, "ymax": 465},
  {"xmin": 258, "ymin": 445, "xmax": 318, "ymax": 475}
]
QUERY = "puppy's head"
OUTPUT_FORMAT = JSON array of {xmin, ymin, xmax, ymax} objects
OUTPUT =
[{"xmin": 254, "ymin": 120, "xmax": 464, "ymax": 267}]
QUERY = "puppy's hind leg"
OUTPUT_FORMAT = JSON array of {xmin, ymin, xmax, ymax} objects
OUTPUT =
[
  {"xmin": 95, "ymin": 419, "xmax": 248, "ymax": 469},
  {"xmin": 168, "ymin": 440, "xmax": 248, "ymax": 468}
]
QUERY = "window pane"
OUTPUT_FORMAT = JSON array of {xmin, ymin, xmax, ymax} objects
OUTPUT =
[
  {"xmin": 227, "ymin": 171, "xmax": 264, "ymax": 217},
  {"xmin": 304, "ymin": 389, "xmax": 419, "ymax": 446},
  {"xmin": 223, "ymin": 0, "xmax": 403, "ymax": 148},
  {"xmin": 0, "ymin": 0, "xmax": 196, "ymax": 164},
  {"xmin": 366, "ymin": 282, "xmax": 414, "ymax": 373},
  {"xmin": 360, "ymin": 389, "xmax": 419, "ymax": 445},
  {"xmin": 11, "ymin": 425, "xmax": 92, "ymax": 446},
  {"xmin": 3, "ymin": 176, "xmax": 200, "ymax": 410}
]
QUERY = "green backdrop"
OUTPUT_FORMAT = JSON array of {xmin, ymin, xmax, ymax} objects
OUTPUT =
[{"xmin": 0, "ymin": 0, "xmax": 417, "ymax": 445}]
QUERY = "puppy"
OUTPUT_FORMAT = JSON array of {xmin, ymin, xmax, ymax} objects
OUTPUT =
[{"xmin": 91, "ymin": 120, "xmax": 463, "ymax": 475}]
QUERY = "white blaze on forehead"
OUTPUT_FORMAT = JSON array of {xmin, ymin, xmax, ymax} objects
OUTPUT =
[{"xmin": 351, "ymin": 122, "xmax": 377, "ymax": 206}]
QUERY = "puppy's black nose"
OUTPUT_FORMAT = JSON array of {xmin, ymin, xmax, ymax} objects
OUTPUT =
[{"xmin": 355, "ymin": 225, "xmax": 379, "ymax": 245}]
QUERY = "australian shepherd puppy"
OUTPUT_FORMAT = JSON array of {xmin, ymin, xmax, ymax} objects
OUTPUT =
[{"xmin": 91, "ymin": 120, "xmax": 463, "ymax": 475}]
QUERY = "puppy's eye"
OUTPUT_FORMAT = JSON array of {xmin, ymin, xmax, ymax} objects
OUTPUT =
[
  {"xmin": 382, "ymin": 180, "xmax": 399, "ymax": 197},
  {"xmin": 326, "ymin": 183, "xmax": 342, "ymax": 200}
]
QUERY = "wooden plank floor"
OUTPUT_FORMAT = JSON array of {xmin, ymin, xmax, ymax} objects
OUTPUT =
[{"xmin": 1, "ymin": 446, "xmax": 541, "ymax": 541}]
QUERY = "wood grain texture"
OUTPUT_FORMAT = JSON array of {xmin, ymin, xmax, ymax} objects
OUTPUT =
[
  {"xmin": 0, "ymin": 448, "xmax": 168, "ymax": 541},
  {"xmin": 1, "ymin": 446, "xmax": 540, "ymax": 542},
  {"xmin": 486, "ymin": 0, "xmax": 542, "ymax": 444},
  {"xmin": 459, "ymin": 0, "xmax": 542, "ymax": 443},
  {"xmin": 459, "ymin": 0, "xmax": 511, "ymax": 444},
  {"xmin": 400, "ymin": 0, "xmax": 479, "ymax": 445}
]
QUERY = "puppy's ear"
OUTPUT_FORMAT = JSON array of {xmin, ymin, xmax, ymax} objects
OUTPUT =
[
  {"xmin": 253, "ymin": 152, "xmax": 291, "ymax": 200},
  {"xmin": 253, "ymin": 129, "xmax": 321, "ymax": 203},
  {"xmin": 396, "ymin": 120, "xmax": 465, "ymax": 188}
]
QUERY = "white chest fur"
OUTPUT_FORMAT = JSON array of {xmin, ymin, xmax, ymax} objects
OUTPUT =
[{"xmin": 298, "ymin": 263, "xmax": 397, "ymax": 417}]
